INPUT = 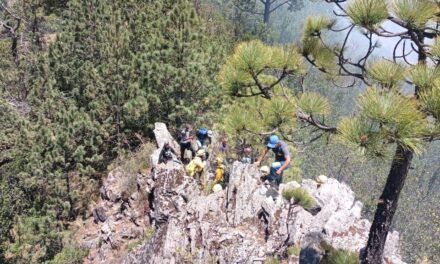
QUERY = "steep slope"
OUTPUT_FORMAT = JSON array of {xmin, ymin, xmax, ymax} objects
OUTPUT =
[
  {"xmin": 77, "ymin": 123, "xmax": 405, "ymax": 264},
  {"xmin": 123, "ymin": 162, "xmax": 404, "ymax": 264}
]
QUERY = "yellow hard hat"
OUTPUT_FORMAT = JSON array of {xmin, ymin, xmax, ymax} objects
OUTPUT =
[
  {"xmin": 212, "ymin": 184, "xmax": 222, "ymax": 193},
  {"xmin": 196, "ymin": 149, "xmax": 206, "ymax": 157},
  {"xmin": 260, "ymin": 166, "xmax": 270, "ymax": 175},
  {"xmin": 216, "ymin": 156, "xmax": 224, "ymax": 164}
]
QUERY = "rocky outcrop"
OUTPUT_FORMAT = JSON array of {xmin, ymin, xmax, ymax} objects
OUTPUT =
[
  {"xmin": 150, "ymin": 122, "xmax": 181, "ymax": 167},
  {"xmin": 123, "ymin": 160, "xmax": 405, "ymax": 264},
  {"xmin": 78, "ymin": 123, "xmax": 405, "ymax": 264},
  {"xmin": 75, "ymin": 168, "xmax": 151, "ymax": 264}
]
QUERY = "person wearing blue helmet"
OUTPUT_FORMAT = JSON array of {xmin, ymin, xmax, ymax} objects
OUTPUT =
[{"xmin": 254, "ymin": 135, "xmax": 291, "ymax": 187}]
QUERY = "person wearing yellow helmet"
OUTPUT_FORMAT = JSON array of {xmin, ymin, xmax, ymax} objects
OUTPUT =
[
  {"xmin": 260, "ymin": 165, "xmax": 270, "ymax": 176},
  {"xmin": 186, "ymin": 148, "xmax": 207, "ymax": 183},
  {"xmin": 214, "ymin": 156, "xmax": 225, "ymax": 185}
]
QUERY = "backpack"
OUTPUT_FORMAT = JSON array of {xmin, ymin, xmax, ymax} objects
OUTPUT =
[{"xmin": 197, "ymin": 128, "xmax": 208, "ymax": 137}]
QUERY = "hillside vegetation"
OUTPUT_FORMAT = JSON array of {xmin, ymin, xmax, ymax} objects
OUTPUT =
[{"xmin": 1, "ymin": 0, "xmax": 440, "ymax": 263}]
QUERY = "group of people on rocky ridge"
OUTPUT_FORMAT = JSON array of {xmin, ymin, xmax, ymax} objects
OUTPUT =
[{"xmin": 158, "ymin": 124, "xmax": 291, "ymax": 191}]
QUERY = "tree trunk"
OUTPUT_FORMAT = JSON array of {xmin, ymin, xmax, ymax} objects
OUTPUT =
[
  {"xmin": 263, "ymin": 1, "xmax": 271, "ymax": 24},
  {"xmin": 361, "ymin": 145, "xmax": 413, "ymax": 264}
]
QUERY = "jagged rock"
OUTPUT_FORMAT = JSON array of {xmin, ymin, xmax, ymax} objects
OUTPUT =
[
  {"xmin": 93, "ymin": 207, "xmax": 107, "ymax": 223},
  {"xmin": 123, "ymin": 161, "xmax": 405, "ymax": 264},
  {"xmin": 121, "ymin": 226, "xmax": 141, "ymax": 240},
  {"xmin": 101, "ymin": 222, "xmax": 112, "ymax": 238},
  {"xmin": 299, "ymin": 232, "xmax": 325, "ymax": 264},
  {"xmin": 131, "ymin": 191, "xmax": 141, "ymax": 201},
  {"xmin": 102, "ymin": 170, "xmax": 127, "ymax": 202},
  {"xmin": 79, "ymin": 123, "xmax": 405, "ymax": 264},
  {"xmin": 151, "ymin": 122, "xmax": 181, "ymax": 167},
  {"xmin": 153, "ymin": 122, "xmax": 180, "ymax": 152}
]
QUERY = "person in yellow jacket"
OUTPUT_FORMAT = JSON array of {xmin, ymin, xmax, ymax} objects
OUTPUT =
[
  {"xmin": 186, "ymin": 149, "xmax": 206, "ymax": 183},
  {"xmin": 214, "ymin": 156, "xmax": 225, "ymax": 184}
]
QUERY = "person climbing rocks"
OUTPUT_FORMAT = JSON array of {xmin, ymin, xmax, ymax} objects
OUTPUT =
[
  {"xmin": 195, "ymin": 127, "xmax": 209, "ymax": 149},
  {"xmin": 214, "ymin": 156, "xmax": 230, "ymax": 189},
  {"xmin": 218, "ymin": 136, "xmax": 228, "ymax": 152},
  {"xmin": 158, "ymin": 142, "xmax": 178, "ymax": 164},
  {"xmin": 218, "ymin": 136, "xmax": 229, "ymax": 161},
  {"xmin": 179, "ymin": 124, "xmax": 195, "ymax": 163},
  {"xmin": 214, "ymin": 156, "xmax": 225, "ymax": 184},
  {"xmin": 186, "ymin": 149, "xmax": 207, "ymax": 184},
  {"xmin": 196, "ymin": 128, "xmax": 212, "ymax": 159},
  {"xmin": 207, "ymin": 130, "xmax": 213, "ymax": 145},
  {"xmin": 259, "ymin": 165, "xmax": 273, "ymax": 186},
  {"xmin": 260, "ymin": 165, "xmax": 270, "ymax": 178},
  {"xmin": 241, "ymin": 145, "xmax": 253, "ymax": 164},
  {"xmin": 254, "ymin": 135, "xmax": 291, "ymax": 187}
]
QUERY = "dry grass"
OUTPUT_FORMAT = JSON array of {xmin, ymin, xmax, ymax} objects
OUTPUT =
[{"xmin": 109, "ymin": 142, "xmax": 156, "ymax": 194}]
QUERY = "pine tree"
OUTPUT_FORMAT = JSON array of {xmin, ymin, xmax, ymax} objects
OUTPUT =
[
  {"xmin": 136, "ymin": 0, "xmax": 223, "ymax": 128},
  {"xmin": 219, "ymin": 11, "xmax": 440, "ymax": 260},
  {"xmin": 1, "ymin": 0, "xmax": 225, "ymax": 262}
]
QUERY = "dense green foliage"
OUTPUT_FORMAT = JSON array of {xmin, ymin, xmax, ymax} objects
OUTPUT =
[
  {"xmin": 218, "ymin": 0, "xmax": 440, "ymax": 260},
  {"xmin": 2, "ymin": 0, "xmax": 440, "ymax": 263},
  {"xmin": 0, "ymin": 0, "xmax": 224, "ymax": 262}
]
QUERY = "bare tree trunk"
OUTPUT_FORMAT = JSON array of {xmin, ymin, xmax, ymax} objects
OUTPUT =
[
  {"xmin": 361, "ymin": 145, "xmax": 413, "ymax": 264},
  {"xmin": 263, "ymin": 1, "xmax": 271, "ymax": 24}
]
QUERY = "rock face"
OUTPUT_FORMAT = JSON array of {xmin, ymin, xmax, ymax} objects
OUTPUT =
[
  {"xmin": 123, "ymin": 161, "xmax": 405, "ymax": 264},
  {"xmin": 78, "ymin": 123, "xmax": 405, "ymax": 264},
  {"xmin": 151, "ymin": 122, "xmax": 181, "ymax": 167},
  {"xmin": 75, "ymin": 168, "xmax": 151, "ymax": 264}
]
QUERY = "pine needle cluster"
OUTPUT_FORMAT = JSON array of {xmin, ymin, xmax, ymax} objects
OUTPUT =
[
  {"xmin": 219, "ymin": 40, "xmax": 304, "ymax": 97},
  {"xmin": 282, "ymin": 187, "xmax": 316, "ymax": 209},
  {"xmin": 391, "ymin": 0, "xmax": 437, "ymax": 29},
  {"xmin": 347, "ymin": 0, "xmax": 388, "ymax": 28}
]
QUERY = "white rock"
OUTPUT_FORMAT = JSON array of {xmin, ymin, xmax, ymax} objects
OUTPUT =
[
  {"xmin": 315, "ymin": 175, "xmax": 328, "ymax": 184},
  {"xmin": 101, "ymin": 222, "xmax": 111, "ymax": 235},
  {"xmin": 122, "ymin": 161, "xmax": 406, "ymax": 264}
]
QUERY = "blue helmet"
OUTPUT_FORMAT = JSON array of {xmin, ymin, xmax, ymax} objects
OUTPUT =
[{"xmin": 267, "ymin": 135, "xmax": 279, "ymax": 148}]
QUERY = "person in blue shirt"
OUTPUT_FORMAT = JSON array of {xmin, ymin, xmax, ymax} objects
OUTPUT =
[
  {"xmin": 254, "ymin": 135, "xmax": 291, "ymax": 187},
  {"xmin": 195, "ymin": 128, "xmax": 209, "ymax": 148}
]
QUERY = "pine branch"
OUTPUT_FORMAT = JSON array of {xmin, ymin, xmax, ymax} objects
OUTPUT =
[{"xmin": 295, "ymin": 111, "xmax": 337, "ymax": 133}]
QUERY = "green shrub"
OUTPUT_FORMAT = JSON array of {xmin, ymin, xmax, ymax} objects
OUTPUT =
[
  {"xmin": 328, "ymin": 249, "xmax": 359, "ymax": 264},
  {"xmin": 283, "ymin": 166, "xmax": 303, "ymax": 183},
  {"xmin": 287, "ymin": 245, "xmax": 301, "ymax": 256},
  {"xmin": 265, "ymin": 256, "xmax": 279, "ymax": 264},
  {"xmin": 282, "ymin": 188, "xmax": 316, "ymax": 210},
  {"xmin": 44, "ymin": 245, "xmax": 88, "ymax": 264},
  {"xmin": 282, "ymin": 188, "xmax": 296, "ymax": 201},
  {"xmin": 320, "ymin": 242, "xmax": 359, "ymax": 264}
]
